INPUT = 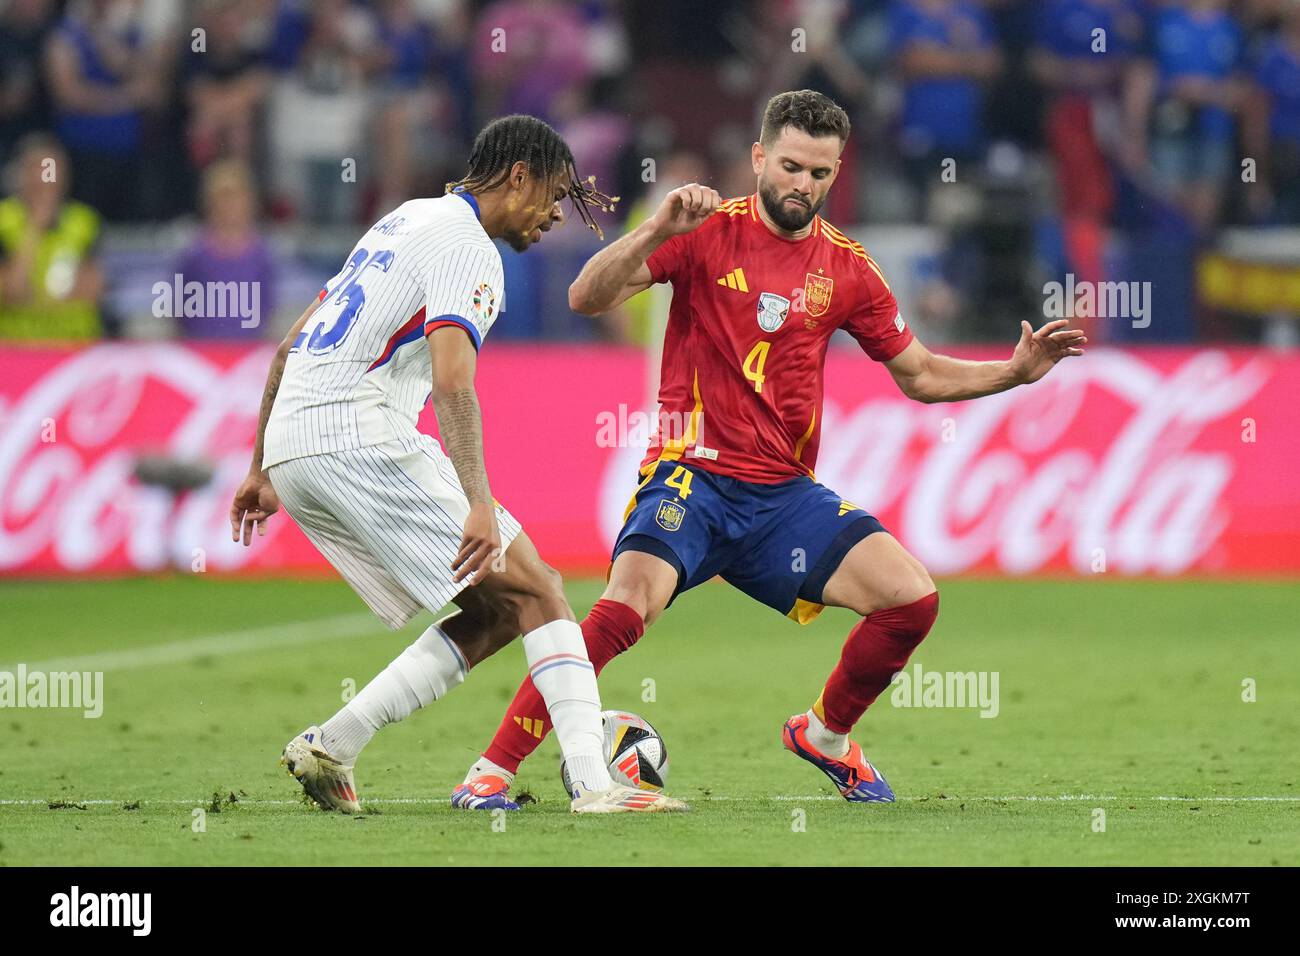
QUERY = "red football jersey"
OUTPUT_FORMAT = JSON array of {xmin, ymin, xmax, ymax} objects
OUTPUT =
[{"xmin": 639, "ymin": 194, "xmax": 913, "ymax": 483}]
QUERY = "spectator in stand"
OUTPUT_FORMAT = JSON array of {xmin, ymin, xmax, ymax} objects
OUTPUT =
[
  {"xmin": 613, "ymin": 149, "xmax": 707, "ymax": 345},
  {"xmin": 0, "ymin": 133, "xmax": 104, "ymax": 341},
  {"xmin": 1244, "ymin": 1, "xmax": 1300, "ymax": 223},
  {"xmin": 170, "ymin": 158, "xmax": 276, "ymax": 340},
  {"xmin": 372, "ymin": 0, "xmax": 434, "ymax": 213},
  {"xmin": 1123, "ymin": 0, "xmax": 1247, "ymax": 231},
  {"xmin": 263, "ymin": 0, "xmax": 312, "ymax": 71},
  {"xmin": 891, "ymin": 0, "xmax": 1002, "ymax": 217},
  {"xmin": 44, "ymin": 0, "xmax": 163, "ymax": 222},
  {"xmin": 473, "ymin": 0, "xmax": 593, "ymax": 124},
  {"xmin": 749, "ymin": 0, "xmax": 873, "ymax": 223},
  {"xmin": 555, "ymin": 78, "xmax": 632, "ymax": 213},
  {"xmin": 423, "ymin": 0, "xmax": 476, "ymax": 150},
  {"xmin": 1237, "ymin": 0, "xmax": 1288, "ymax": 51},
  {"xmin": 370, "ymin": 0, "xmax": 472, "ymax": 213},
  {"xmin": 184, "ymin": 0, "xmax": 271, "ymax": 170},
  {"xmin": 1029, "ymin": 0, "xmax": 1143, "ymax": 341},
  {"xmin": 758, "ymin": 0, "xmax": 872, "ymax": 105},
  {"xmin": 265, "ymin": 0, "xmax": 376, "ymax": 223},
  {"xmin": 0, "ymin": 0, "xmax": 60, "ymax": 167}
]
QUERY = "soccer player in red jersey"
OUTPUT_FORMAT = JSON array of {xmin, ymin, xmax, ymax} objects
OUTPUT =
[{"xmin": 451, "ymin": 90, "xmax": 1085, "ymax": 809}]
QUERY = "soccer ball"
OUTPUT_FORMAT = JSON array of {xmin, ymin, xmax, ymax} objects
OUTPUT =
[{"xmin": 561, "ymin": 710, "xmax": 670, "ymax": 794}]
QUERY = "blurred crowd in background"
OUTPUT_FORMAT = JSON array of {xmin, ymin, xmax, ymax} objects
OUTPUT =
[{"xmin": 0, "ymin": 0, "xmax": 1297, "ymax": 346}]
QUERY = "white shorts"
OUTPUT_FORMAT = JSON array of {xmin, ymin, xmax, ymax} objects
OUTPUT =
[{"xmin": 269, "ymin": 435, "xmax": 524, "ymax": 629}]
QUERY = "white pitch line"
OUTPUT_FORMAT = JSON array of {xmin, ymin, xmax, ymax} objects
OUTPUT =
[
  {"xmin": 764, "ymin": 795, "xmax": 1300, "ymax": 803},
  {"xmin": 0, "ymin": 612, "xmax": 384, "ymax": 675},
  {"xmin": 974, "ymin": 795, "xmax": 1300, "ymax": 803},
  {"xmin": 4, "ymin": 795, "xmax": 1298, "ymax": 807}
]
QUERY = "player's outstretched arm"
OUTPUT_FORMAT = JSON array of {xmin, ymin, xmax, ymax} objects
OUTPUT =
[
  {"xmin": 427, "ymin": 325, "xmax": 500, "ymax": 586},
  {"xmin": 230, "ymin": 300, "xmax": 316, "ymax": 546},
  {"xmin": 568, "ymin": 183, "xmax": 721, "ymax": 315},
  {"xmin": 885, "ymin": 319, "xmax": 1086, "ymax": 404}
]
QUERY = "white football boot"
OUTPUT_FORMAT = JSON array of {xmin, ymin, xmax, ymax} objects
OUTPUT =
[
  {"xmin": 570, "ymin": 784, "xmax": 690, "ymax": 813},
  {"xmin": 281, "ymin": 726, "xmax": 361, "ymax": 813}
]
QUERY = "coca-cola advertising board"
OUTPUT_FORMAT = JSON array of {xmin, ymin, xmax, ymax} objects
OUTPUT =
[{"xmin": 1, "ymin": 343, "xmax": 1295, "ymax": 577}]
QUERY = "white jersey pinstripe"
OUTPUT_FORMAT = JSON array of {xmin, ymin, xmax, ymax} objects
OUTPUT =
[
  {"xmin": 264, "ymin": 191, "xmax": 504, "ymax": 468},
  {"xmin": 262, "ymin": 192, "xmax": 520, "ymax": 627},
  {"xmin": 270, "ymin": 434, "xmax": 523, "ymax": 628}
]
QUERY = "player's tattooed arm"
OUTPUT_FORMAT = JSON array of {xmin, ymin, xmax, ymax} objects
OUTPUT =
[
  {"xmin": 428, "ymin": 325, "xmax": 501, "ymax": 583},
  {"xmin": 886, "ymin": 320, "xmax": 1086, "ymax": 403},
  {"xmin": 569, "ymin": 183, "xmax": 721, "ymax": 314},
  {"xmin": 434, "ymin": 387, "xmax": 492, "ymax": 505},
  {"xmin": 249, "ymin": 301, "xmax": 315, "ymax": 476},
  {"xmin": 427, "ymin": 325, "xmax": 492, "ymax": 505}
]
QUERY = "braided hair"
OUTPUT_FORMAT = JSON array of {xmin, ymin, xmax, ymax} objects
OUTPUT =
[{"xmin": 447, "ymin": 114, "xmax": 619, "ymax": 239}]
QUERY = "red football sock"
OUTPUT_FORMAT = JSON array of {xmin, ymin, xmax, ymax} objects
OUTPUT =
[
  {"xmin": 483, "ymin": 599, "xmax": 645, "ymax": 773},
  {"xmin": 815, "ymin": 591, "xmax": 939, "ymax": 734}
]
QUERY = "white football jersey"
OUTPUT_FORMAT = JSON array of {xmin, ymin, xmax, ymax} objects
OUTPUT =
[{"xmin": 263, "ymin": 192, "xmax": 504, "ymax": 467}]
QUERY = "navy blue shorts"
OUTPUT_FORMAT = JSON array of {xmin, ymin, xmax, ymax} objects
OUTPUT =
[{"xmin": 612, "ymin": 459, "xmax": 887, "ymax": 624}]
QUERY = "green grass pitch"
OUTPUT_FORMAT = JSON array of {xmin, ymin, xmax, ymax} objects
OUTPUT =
[{"xmin": 1, "ymin": 575, "xmax": 1296, "ymax": 866}]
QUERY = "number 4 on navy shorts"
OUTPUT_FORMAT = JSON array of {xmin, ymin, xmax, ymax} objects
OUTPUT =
[{"xmin": 611, "ymin": 459, "xmax": 886, "ymax": 624}]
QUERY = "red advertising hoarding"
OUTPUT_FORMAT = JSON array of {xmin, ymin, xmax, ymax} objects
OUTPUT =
[{"xmin": 1, "ymin": 343, "xmax": 1295, "ymax": 577}]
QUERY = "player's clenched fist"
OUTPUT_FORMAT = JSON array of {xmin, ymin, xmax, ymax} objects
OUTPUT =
[{"xmin": 651, "ymin": 183, "xmax": 722, "ymax": 239}]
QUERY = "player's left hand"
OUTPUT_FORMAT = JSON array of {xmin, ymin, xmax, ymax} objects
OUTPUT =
[
  {"xmin": 230, "ymin": 470, "xmax": 280, "ymax": 546},
  {"xmin": 452, "ymin": 501, "xmax": 502, "ymax": 586},
  {"xmin": 1009, "ymin": 319, "xmax": 1086, "ymax": 385}
]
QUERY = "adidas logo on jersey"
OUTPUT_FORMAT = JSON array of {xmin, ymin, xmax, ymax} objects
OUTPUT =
[{"xmin": 716, "ymin": 268, "xmax": 749, "ymax": 292}]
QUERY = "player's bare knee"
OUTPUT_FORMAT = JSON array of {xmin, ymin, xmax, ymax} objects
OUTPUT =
[
  {"xmin": 512, "ymin": 562, "xmax": 571, "ymax": 626},
  {"xmin": 854, "ymin": 568, "xmax": 936, "ymax": 616},
  {"xmin": 882, "ymin": 558, "xmax": 935, "ymax": 607},
  {"xmin": 906, "ymin": 568, "xmax": 937, "ymax": 606},
  {"xmin": 484, "ymin": 589, "xmax": 525, "ymax": 632},
  {"xmin": 602, "ymin": 580, "xmax": 666, "ymax": 629},
  {"xmin": 498, "ymin": 554, "xmax": 560, "ymax": 599},
  {"xmin": 483, "ymin": 600, "xmax": 521, "ymax": 643},
  {"xmin": 641, "ymin": 601, "xmax": 667, "ymax": 629},
  {"xmin": 532, "ymin": 561, "xmax": 565, "ymax": 603},
  {"xmin": 452, "ymin": 591, "xmax": 517, "ymax": 644}
]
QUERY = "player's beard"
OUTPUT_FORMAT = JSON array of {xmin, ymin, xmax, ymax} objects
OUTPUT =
[
  {"xmin": 758, "ymin": 179, "xmax": 823, "ymax": 232},
  {"xmin": 504, "ymin": 220, "xmax": 549, "ymax": 252}
]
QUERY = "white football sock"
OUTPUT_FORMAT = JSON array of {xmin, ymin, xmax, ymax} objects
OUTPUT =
[
  {"xmin": 320, "ymin": 624, "xmax": 467, "ymax": 764},
  {"xmin": 805, "ymin": 709, "xmax": 850, "ymax": 758},
  {"xmin": 522, "ymin": 619, "xmax": 613, "ymax": 794}
]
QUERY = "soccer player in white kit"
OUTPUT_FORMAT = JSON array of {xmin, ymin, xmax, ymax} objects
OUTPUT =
[{"xmin": 229, "ymin": 115, "xmax": 685, "ymax": 814}]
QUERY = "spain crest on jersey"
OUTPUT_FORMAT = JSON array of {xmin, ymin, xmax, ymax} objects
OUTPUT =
[
  {"xmin": 655, "ymin": 499, "xmax": 685, "ymax": 532},
  {"xmin": 804, "ymin": 273, "xmax": 834, "ymax": 317},
  {"xmin": 757, "ymin": 292, "xmax": 791, "ymax": 333}
]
